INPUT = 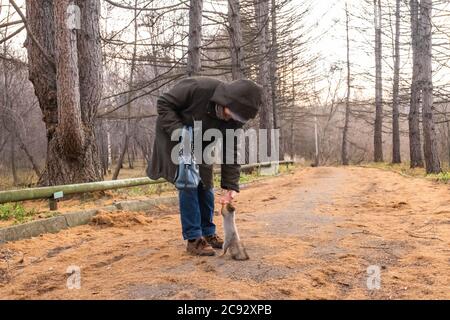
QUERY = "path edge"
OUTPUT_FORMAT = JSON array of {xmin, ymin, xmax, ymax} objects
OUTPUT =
[{"xmin": 0, "ymin": 196, "xmax": 179, "ymax": 243}]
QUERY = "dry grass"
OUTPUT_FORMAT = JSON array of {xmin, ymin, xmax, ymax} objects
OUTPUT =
[{"xmin": 364, "ymin": 162, "xmax": 450, "ymax": 183}]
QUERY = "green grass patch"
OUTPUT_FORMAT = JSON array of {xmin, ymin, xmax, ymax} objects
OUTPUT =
[
  {"xmin": 429, "ymin": 171, "xmax": 450, "ymax": 184},
  {"xmin": 213, "ymin": 169, "xmax": 263, "ymax": 188},
  {"xmin": 213, "ymin": 164, "xmax": 296, "ymax": 188},
  {"xmin": 0, "ymin": 203, "xmax": 38, "ymax": 224},
  {"xmin": 238, "ymin": 172, "xmax": 254, "ymax": 184}
]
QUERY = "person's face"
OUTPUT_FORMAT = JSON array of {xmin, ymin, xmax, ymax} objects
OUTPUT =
[{"xmin": 222, "ymin": 106, "xmax": 233, "ymax": 121}]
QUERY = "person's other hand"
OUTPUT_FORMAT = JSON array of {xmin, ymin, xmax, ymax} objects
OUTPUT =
[{"xmin": 220, "ymin": 189, "xmax": 237, "ymax": 205}]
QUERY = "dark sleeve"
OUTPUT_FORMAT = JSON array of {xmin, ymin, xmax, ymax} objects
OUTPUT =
[
  {"xmin": 220, "ymin": 123, "xmax": 242, "ymax": 192},
  {"xmin": 157, "ymin": 78, "xmax": 196, "ymax": 136}
]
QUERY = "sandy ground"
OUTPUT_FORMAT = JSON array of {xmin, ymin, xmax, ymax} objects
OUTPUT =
[{"xmin": 0, "ymin": 166, "xmax": 449, "ymax": 300}]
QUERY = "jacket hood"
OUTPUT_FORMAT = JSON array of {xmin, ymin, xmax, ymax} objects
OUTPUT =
[{"xmin": 210, "ymin": 79, "xmax": 263, "ymax": 122}]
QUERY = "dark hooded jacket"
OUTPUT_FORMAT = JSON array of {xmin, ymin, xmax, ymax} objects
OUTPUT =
[{"xmin": 147, "ymin": 77, "xmax": 263, "ymax": 192}]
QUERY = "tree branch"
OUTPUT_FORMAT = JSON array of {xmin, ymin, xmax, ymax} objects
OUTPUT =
[
  {"xmin": 0, "ymin": 25, "xmax": 25, "ymax": 45},
  {"xmin": 104, "ymin": 0, "xmax": 189, "ymax": 11},
  {"xmin": 0, "ymin": 19, "xmax": 23, "ymax": 28},
  {"xmin": 8, "ymin": 0, "xmax": 55, "ymax": 67}
]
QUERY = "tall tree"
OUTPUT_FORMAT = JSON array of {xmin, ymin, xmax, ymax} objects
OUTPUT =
[
  {"xmin": 409, "ymin": 0, "xmax": 424, "ymax": 168},
  {"xmin": 419, "ymin": 0, "xmax": 441, "ymax": 173},
  {"xmin": 270, "ymin": 0, "xmax": 281, "ymax": 158},
  {"xmin": 374, "ymin": 0, "xmax": 384, "ymax": 162},
  {"xmin": 392, "ymin": 0, "xmax": 401, "ymax": 164},
  {"xmin": 447, "ymin": 116, "xmax": 450, "ymax": 166},
  {"xmin": 25, "ymin": 0, "xmax": 103, "ymax": 186},
  {"xmin": 254, "ymin": 0, "xmax": 274, "ymax": 155},
  {"xmin": 342, "ymin": 2, "xmax": 351, "ymax": 166},
  {"xmin": 228, "ymin": 0, "xmax": 245, "ymax": 80},
  {"xmin": 187, "ymin": 0, "xmax": 203, "ymax": 76},
  {"xmin": 289, "ymin": 44, "xmax": 296, "ymax": 159}
]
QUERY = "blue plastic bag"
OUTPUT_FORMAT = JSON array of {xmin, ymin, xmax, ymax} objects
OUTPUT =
[{"xmin": 174, "ymin": 126, "xmax": 201, "ymax": 190}]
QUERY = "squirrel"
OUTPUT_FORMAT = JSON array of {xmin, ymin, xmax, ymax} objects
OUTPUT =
[{"xmin": 221, "ymin": 203, "xmax": 249, "ymax": 261}]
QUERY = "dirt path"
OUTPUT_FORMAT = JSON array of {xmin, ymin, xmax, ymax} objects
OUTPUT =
[{"xmin": 1, "ymin": 167, "xmax": 449, "ymax": 299}]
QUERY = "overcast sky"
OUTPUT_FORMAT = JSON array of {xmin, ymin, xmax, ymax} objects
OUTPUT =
[{"xmin": 2, "ymin": 0, "xmax": 449, "ymax": 101}]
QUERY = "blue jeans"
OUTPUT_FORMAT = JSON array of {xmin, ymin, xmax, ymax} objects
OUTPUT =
[{"xmin": 178, "ymin": 183, "xmax": 216, "ymax": 240}]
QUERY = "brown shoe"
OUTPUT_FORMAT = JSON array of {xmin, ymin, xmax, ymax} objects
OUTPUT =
[
  {"xmin": 205, "ymin": 234, "xmax": 224, "ymax": 249},
  {"xmin": 186, "ymin": 238, "xmax": 215, "ymax": 256}
]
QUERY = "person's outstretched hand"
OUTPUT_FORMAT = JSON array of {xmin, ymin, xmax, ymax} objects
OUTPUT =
[{"xmin": 220, "ymin": 189, "xmax": 237, "ymax": 205}]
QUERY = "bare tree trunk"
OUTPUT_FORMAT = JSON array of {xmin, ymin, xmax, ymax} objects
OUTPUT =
[
  {"xmin": 76, "ymin": 0, "xmax": 103, "ymax": 125},
  {"xmin": 270, "ymin": 0, "xmax": 283, "ymax": 159},
  {"xmin": 228, "ymin": 0, "xmax": 245, "ymax": 80},
  {"xmin": 314, "ymin": 115, "xmax": 319, "ymax": 166},
  {"xmin": 392, "ymin": 0, "xmax": 401, "ymax": 164},
  {"xmin": 112, "ymin": 129, "xmax": 129, "ymax": 179},
  {"xmin": 26, "ymin": 0, "xmax": 103, "ymax": 186},
  {"xmin": 16, "ymin": 132, "xmax": 41, "ymax": 177},
  {"xmin": 0, "ymin": 134, "xmax": 10, "ymax": 155},
  {"xmin": 54, "ymin": 0, "xmax": 84, "ymax": 158},
  {"xmin": 112, "ymin": 0, "xmax": 137, "ymax": 180},
  {"xmin": 10, "ymin": 135, "xmax": 19, "ymax": 186},
  {"xmin": 187, "ymin": 0, "xmax": 203, "ymax": 77},
  {"xmin": 409, "ymin": 0, "xmax": 424, "ymax": 168},
  {"xmin": 419, "ymin": 0, "xmax": 441, "ymax": 173},
  {"xmin": 107, "ymin": 128, "xmax": 112, "ymax": 173},
  {"xmin": 97, "ymin": 120, "xmax": 108, "ymax": 176},
  {"xmin": 127, "ymin": 140, "xmax": 134, "ymax": 169},
  {"xmin": 255, "ymin": 0, "xmax": 274, "ymax": 156},
  {"xmin": 342, "ymin": 3, "xmax": 351, "ymax": 166},
  {"xmin": 290, "ymin": 45, "xmax": 296, "ymax": 159},
  {"xmin": 447, "ymin": 118, "xmax": 450, "ymax": 166},
  {"xmin": 101, "ymin": 126, "xmax": 107, "ymax": 176},
  {"xmin": 374, "ymin": 0, "xmax": 384, "ymax": 162}
]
